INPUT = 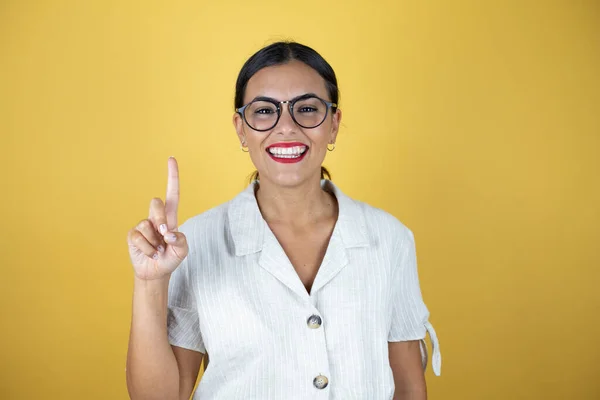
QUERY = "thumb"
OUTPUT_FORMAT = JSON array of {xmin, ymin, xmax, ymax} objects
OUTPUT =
[{"xmin": 163, "ymin": 231, "xmax": 188, "ymax": 259}]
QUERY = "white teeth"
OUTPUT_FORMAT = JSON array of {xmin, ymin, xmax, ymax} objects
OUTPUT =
[{"xmin": 268, "ymin": 146, "xmax": 307, "ymax": 158}]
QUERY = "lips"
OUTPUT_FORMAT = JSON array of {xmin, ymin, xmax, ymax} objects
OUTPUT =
[{"xmin": 266, "ymin": 142, "xmax": 309, "ymax": 164}]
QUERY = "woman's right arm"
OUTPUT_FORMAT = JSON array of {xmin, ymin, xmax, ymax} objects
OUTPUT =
[{"xmin": 125, "ymin": 157, "xmax": 202, "ymax": 400}]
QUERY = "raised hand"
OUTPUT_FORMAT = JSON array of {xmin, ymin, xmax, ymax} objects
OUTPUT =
[{"xmin": 127, "ymin": 157, "xmax": 189, "ymax": 280}]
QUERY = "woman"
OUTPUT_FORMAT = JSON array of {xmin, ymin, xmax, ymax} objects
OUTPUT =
[{"xmin": 126, "ymin": 41, "xmax": 441, "ymax": 400}]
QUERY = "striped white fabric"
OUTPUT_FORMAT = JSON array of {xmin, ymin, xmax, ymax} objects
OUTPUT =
[{"xmin": 167, "ymin": 180, "xmax": 441, "ymax": 399}]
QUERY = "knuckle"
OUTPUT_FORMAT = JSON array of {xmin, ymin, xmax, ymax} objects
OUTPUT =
[
  {"xmin": 132, "ymin": 230, "xmax": 144, "ymax": 241},
  {"xmin": 155, "ymin": 212, "xmax": 167, "ymax": 222},
  {"xmin": 148, "ymin": 235, "xmax": 161, "ymax": 246},
  {"xmin": 138, "ymin": 219, "xmax": 153, "ymax": 231},
  {"xmin": 150, "ymin": 197, "xmax": 164, "ymax": 207},
  {"xmin": 127, "ymin": 228, "xmax": 137, "ymax": 241},
  {"xmin": 130, "ymin": 231, "xmax": 144, "ymax": 246}
]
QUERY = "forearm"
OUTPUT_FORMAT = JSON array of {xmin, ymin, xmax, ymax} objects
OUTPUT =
[
  {"xmin": 126, "ymin": 276, "xmax": 180, "ymax": 400},
  {"xmin": 393, "ymin": 387, "xmax": 427, "ymax": 400},
  {"xmin": 389, "ymin": 340, "xmax": 427, "ymax": 400}
]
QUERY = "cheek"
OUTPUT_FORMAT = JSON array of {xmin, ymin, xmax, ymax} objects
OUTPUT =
[
  {"xmin": 245, "ymin": 133, "xmax": 269, "ymax": 165},
  {"xmin": 307, "ymin": 127, "xmax": 332, "ymax": 148},
  {"xmin": 244, "ymin": 130, "xmax": 264, "ymax": 149}
]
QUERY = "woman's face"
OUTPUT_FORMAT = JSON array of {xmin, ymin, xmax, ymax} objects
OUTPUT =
[{"xmin": 233, "ymin": 60, "xmax": 341, "ymax": 188}]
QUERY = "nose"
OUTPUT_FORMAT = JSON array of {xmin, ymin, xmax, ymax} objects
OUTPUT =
[{"xmin": 274, "ymin": 101, "xmax": 297, "ymax": 134}]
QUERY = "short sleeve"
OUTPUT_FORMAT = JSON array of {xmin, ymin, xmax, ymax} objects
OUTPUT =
[
  {"xmin": 388, "ymin": 228, "xmax": 441, "ymax": 376},
  {"xmin": 167, "ymin": 223, "xmax": 206, "ymax": 354}
]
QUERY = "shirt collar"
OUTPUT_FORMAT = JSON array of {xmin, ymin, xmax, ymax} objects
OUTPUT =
[{"xmin": 227, "ymin": 179, "xmax": 370, "ymax": 256}]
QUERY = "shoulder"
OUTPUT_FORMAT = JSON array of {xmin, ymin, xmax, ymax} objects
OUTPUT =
[
  {"xmin": 179, "ymin": 202, "xmax": 227, "ymax": 231},
  {"xmin": 328, "ymin": 180, "xmax": 416, "ymax": 249},
  {"xmin": 348, "ymin": 199, "xmax": 419, "ymax": 274},
  {"xmin": 176, "ymin": 194, "xmax": 240, "ymax": 253},
  {"xmin": 175, "ymin": 183, "xmax": 259, "ymax": 252},
  {"xmin": 351, "ymin": 197, "xmax": 416, "ymax": 248}
]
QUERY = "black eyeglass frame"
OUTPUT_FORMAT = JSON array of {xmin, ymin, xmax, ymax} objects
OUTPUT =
[{"xmin": 236, "ymin": 94, "xmax": 338, "ymax": 132}]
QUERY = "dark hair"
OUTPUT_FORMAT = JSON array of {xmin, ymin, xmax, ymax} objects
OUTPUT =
[{"xmin": 235, "ymin": 41, "xmax": 339, "ymax": 183}]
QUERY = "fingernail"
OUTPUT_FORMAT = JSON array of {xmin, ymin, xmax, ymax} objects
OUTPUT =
[
  {"xmin": 152, "ymin": 253, "xmax": 159, "ymax": 260},
  {"xmin": 159, "ymin": 224, "xmax": 167, "ymax": 235},
  {"xmin": 157, "ymin": 245, "xmax": 164, "ymax": 253},
  {"xmin": 165, "ymin": 233, "xmax": 177, "ymax": 243}
]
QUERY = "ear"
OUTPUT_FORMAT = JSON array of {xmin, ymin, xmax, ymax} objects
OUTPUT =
[
  {"xmin": 329, "ymin": 108, "xmax": 342, "ymax": 144},
  {"xmin": 233, "ymin": 112, "xmax": 246, "ymax": 145}
]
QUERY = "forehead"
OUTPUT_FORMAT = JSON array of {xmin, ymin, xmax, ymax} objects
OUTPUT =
[{"xmin": 244, "ymin": 60, "xmax": 329, "ymax": 103}]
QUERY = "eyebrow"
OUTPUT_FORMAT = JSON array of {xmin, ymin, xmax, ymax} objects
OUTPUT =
[{"xmin": 250, "ymin": 92, "xmax": 321, "ymax": 103}]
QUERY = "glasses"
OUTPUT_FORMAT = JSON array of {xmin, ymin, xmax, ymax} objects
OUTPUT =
[{"xmin": 236, "ymin": 94, "xmax": 337, "ymax": 132}]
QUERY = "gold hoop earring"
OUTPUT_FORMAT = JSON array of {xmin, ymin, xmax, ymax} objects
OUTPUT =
[
  {"xmin": 327, "ymin": 143, "xmax": 336, "ymax": 152},
  {"xmin": 240, "ymin": 135, "xmax": 249, "ymax": 153}
]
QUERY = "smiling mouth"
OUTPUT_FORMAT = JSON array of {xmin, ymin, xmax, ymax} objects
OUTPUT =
[
  {"xmin": 265, "ymin": 144, "xmax": 309, "ymax": 163},
  {"xmin": 267, "ymin": 145, "xmax": 308, "ymax": 158}
]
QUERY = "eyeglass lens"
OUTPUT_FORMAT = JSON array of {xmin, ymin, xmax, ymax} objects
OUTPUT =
[{"xmin": 243, "ymin": 96, "xmax": 329, "ymax": 131}]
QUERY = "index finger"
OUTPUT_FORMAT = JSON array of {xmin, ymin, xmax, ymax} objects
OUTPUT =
[{"xmin": 165, "ymin": 156, "xmax": 179, "ymax": 230}]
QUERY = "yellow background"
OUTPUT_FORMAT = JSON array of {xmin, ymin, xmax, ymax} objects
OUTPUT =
[{"xmin": 1, "ymin": 1, "xmax": 598, "ymax": 399}]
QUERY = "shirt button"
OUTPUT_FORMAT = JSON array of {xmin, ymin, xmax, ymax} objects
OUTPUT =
[
  {"xmin": 313, "ymin": 375, "xmax": 329, "ymax": 389},
  {"xmin": 307, "ymin": 314, "xmax": 322, "ymax": 329}
]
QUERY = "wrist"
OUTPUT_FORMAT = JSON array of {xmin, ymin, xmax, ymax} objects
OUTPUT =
[{"xmin": 133, "ymin": 274, "xmax": 171, "ymax": 293}]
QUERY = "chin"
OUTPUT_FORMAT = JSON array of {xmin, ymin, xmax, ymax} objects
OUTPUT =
[
  {"xmin": 272, "ymin": 173, "xmax": 306, "ymax": 187},
  {"xmin": 260, "ymin": 170, "xmax": 316, "ymax": 188}
]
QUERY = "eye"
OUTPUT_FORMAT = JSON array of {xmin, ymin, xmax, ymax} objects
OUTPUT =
[
  {"xmin": 294, "ymin": 97, "xmax": 323, "ymax": 113},
  {"xmin": 255, "ymin": 107, "xmax": 276, "ymax": 114},
  {"xmin": 298, "ymin": 106, "xmax": 318, "ymax": 113}
]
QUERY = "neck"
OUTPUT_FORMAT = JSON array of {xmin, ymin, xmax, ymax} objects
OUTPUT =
[{"xmin": 255, "ymin": 175, "xmax": 337, "ymax": 226}]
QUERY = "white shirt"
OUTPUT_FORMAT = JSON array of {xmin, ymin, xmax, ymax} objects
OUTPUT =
[{"xmin": 167, "ymin": 180, "xmax": 441, "ymax": 399}]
